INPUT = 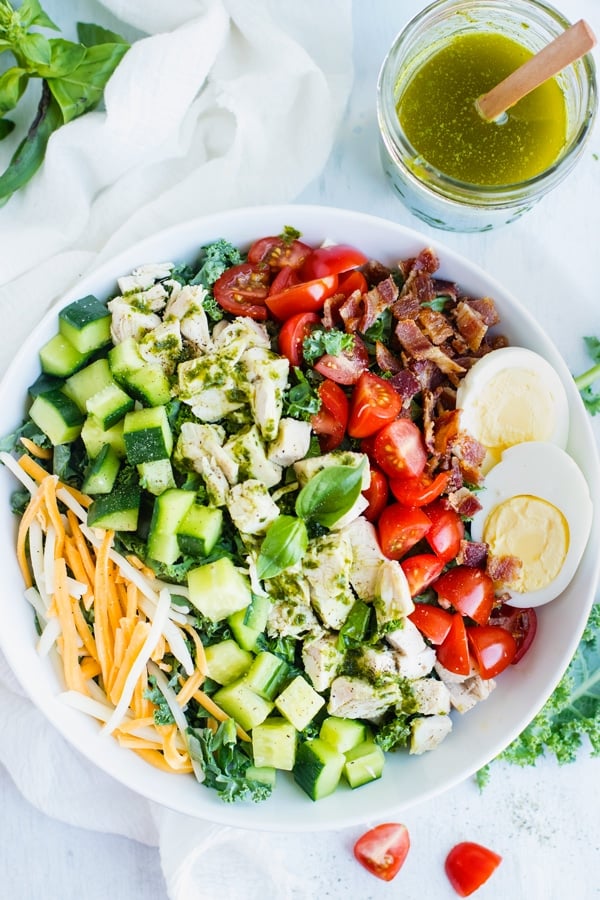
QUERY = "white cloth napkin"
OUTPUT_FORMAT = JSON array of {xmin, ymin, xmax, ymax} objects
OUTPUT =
[{"xmin": 0, "ymin": 1, "xmax": 353, "ymax": 896}]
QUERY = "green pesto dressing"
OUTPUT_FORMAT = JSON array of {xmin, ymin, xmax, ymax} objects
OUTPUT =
[{"xmin": 398, "ymin": 32, "xmax": 567, "ymax": 186}]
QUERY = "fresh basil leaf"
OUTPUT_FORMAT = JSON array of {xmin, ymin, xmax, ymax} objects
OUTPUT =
[
  {"xmin": 18, "ymin": 31, "xmax": 51, "ymax": 66},
  {"xmin": 295, "ymin": 460, "xmax": 366, "ymax": 528},
  {"xmin": 16, "ymin": 0, "xmax": 59, "ymax": 31},
  {"xmin": 77, "ymin": 22, "xmax": 130, "ymax": 48},
  {"xmin": 257, "ymin": 515, "xmax": 308, "ymax": 580},
  {"xmin": 0, "ymin": 67, "xmax": 28, "ymax": 114},
  {"xmin": 36, "ymin": 39, "xmax": 86, "ymax": 79},
  {"xmin": 47, "ymin": 41, "xmax": 129, "ymax": 123}
]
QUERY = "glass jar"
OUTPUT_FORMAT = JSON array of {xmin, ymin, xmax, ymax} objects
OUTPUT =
[{"xmin": 376, "ymin": 0, "xmax": 597, "ymax": 232}]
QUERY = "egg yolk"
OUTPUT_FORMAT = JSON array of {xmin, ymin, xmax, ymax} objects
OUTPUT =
[{"xmin": 483, "ymin": 494, "xmax": 569, "ymax": 593}]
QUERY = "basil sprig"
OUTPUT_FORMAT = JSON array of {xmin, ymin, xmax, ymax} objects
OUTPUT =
[
  {"xmin": 295, "ymin": 460, "xmax": 366, "ymax": 528},
  {"xmin": 256, "ymin": 515, "xmax": 308, "ymax": 580}
]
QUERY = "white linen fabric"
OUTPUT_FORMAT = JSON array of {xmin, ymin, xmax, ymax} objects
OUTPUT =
[{"xmin": 0, "ymin": 1, "xmax": 353, "ymax": 896}]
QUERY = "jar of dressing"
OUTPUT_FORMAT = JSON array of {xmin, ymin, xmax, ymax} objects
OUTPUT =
[{"xmin": 377, "ymin": 0, "xmax": 597, "ymax": 232}]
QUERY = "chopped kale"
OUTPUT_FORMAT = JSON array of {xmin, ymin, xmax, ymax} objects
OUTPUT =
[
  {"xmin": 187, "ymin": 718, "xmax": 272, "ymax": 803},
  {"xmin": 302, "ymin": 328, "xmax": 355, "ymax": 365}
]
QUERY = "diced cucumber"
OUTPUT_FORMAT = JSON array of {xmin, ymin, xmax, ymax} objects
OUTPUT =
[
  {"xmin": 274, "ymin": 675, "xmax": 325, "ymax": 732},
  {"xmin": 123, "ymin": 406, "xmax": 173, "ymax": 464},
  {"xmin": 87, "ymin": 482, "xmax": 141, "ymax": 531},
  {"xmin": 188, "ymin": 557, "xmax": 252, "ymax": 622},
  {"xmin": 176, "ymin": 504, "xmax": 223, "ymax": 557},
  {"xmin": 109, "ymin": 338, "xmax": 171, "ymax": 407},
  {"xmin": 28, "ymin": 373, "xmax": 64, "ymax": 398},
  {"xmin": 29, "ymin": 389, "xmax": 85, "ymax": 445},
  {"xmin": 81, "ymin": 416, "xmax": 126, "ymax": 459},
  {"xmin": 245, "ymin": 765, "xmax": 276, "ymax": 787},
  {"xmin": 204, "ymin": 639, "xmax": 253, "ymax": 685},
  {"xmin": 39, "ymin": 333, "xmax": 90, "ymax": 377},
  {"xmin": 86, "ymin": 382, "xmax": 134, "ymax": 430},
  {"xmin": 252, "ymin": 718, "xmax": 297, "ymax": 770},
  {"xmin": 147, "ymin": 488, "xmax": 196, "ymax": 564},
  {"xmin": 58, "ymin": 295, "xmax": 111, "ymax": 354},
  {"xmin": 293, "ymin": 737, "xmax": 345, "ymax": 801},
  {"xmin": 138, "ymin": 458, "xmax": 176, "ymax": 496},
  {"xmin": 244, "ymin": 651, "xmax": 292, "ymax": 701},
  {"xmin": 108, "ymin": 337, "xmax": 144, "ymax": 376},
  {"xmin": 228, "ymin": 593, "xmax": 271, "ymax": 652},
  {"xmin": 343, "ymin": 740, "xmax": 385, "ymax": 789},
  {"xmin": 212, "ymin": 680, "xmax": 274, "ymax": 732},
  {"xmin": 63, "ymin": 359, "xmax": 114, "ymax": 411},
  {"xmin": 320, "ymin": 717, "xmax": 367, "ymax": 753},
  {"xmin": 81, "ymin": 443, "xmax": 121, "ymax": 494},
  {"xmin": 243, "ymin": 593, "xmax": 271, "ymax": 631}
]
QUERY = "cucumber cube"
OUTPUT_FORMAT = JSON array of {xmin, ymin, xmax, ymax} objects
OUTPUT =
[
  {"xmin": 205, "ymin": 639, "xmax": 253, "ymax": 685},
  {"xmin": 63, "ymin": 358, "xmax": 114, "ymax": 411},
  {"xmin": 244, "ymin": 652, "xmax": 292, "ymax": 701},
  {"xmin": 59, "ymin": 295, "xmax": 111, "ymax": 354},
  {"xmin": 252, "ymin": 718, "xmax": 297, "ymax": 770},
  {"xmin": 86, "ymin": 382, "xmax": 134, "ymax": 430},
  {"xmin": 82, "ymin": 443, "xmax": 121, "ymax": 495},
  {"xmin": 147, "ymin": 488, "xmax": 196, "ymax": 564},
  {"xmin": 188, "ymin": 557, "xmax": 252, "ymax": 622},
  {"xmin": 29, "ymin": 389, "xmax": 85, "ymax": 445},
  {"xmin": 245, "ymin": 765, "xmax": 276, "ymax": 787},
  {"xmin": 39, "ymin": 333, "xmax": 90, "ymax": 378},
  {"xmin": 81, "ymin": 416, "xmax": 126, "ymax": 459},
  {"xmin": 212, "ymin": 680, "xmax": 274, "ymax": 732},
  {"xmin": 123, "ymin": 406, "xmax": 173, "ymax": 464},
  {"xmin": 109, "ymin": 339, "xmax": 171, "ymax": 407},
  {"xmin": 228, "ymin": 594, "xmax": 271, "ymax": 652},
  {"xmin": 138, "ymin": 458, "xmax": 176, "ymax": 496},
  {"xmin": 319, "ymin": 717, "xmax": 367, "ymax": 753},
  {"xmin": 87, "ymin": 483, "xmax": 141, "ymax": 531},
  {"xmin": 176, "ymin": 504, "xmax": 223, "ymax": 557},
  {"xmin": 343, "ymin": 740, "xmax": 385, "ymax": 789},
  {"xmin": 275, "ymin": 675, "xmax": 325, "ymax": 732},
  {"xmin": 293, "ymin": 737, "xmax": 345, "ymax": 801}
]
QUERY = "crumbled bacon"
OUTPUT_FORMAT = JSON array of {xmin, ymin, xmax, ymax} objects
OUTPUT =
[
  {"xmin": 391, "ymin": 292, "xmax": 421, "ymax": 320},
  {"xmin": 487, "ymin": 555, "xmax": 523, "ymax": 585},
  {"xmin": 389, "ymin": 368, "xmax": 421, "ymax": 402},
  {"xmin": 445, "ymin": 487, "xmax": 483, "ymax": 518},
  {"xmin": 357, "ymin": 276, "xmax": 399, "ymax": 333},
  {"xmin": 362, "ymin": 259, "xmax": 392, "ymax": 286},
  {"xmin": 456, "ymin": 540, "xmax": 488, "ymax": 568},
  {"xmin": 395, "ymin": 319, "xmax": 467, "ymax": 377},
  {"xmin": 465, "ymin": 297, "xmax": 500, "ymax": 327},
  {"xmin": 418, "ymin": 307, "xmax": 455, "ymax": 345},
  {"xmin": 453, "ymin": 301, "xmax": 488, "ymax": 352},
  {"xmin": 375, "ymin": 341, "xmax": 403, "ymax": 374},
  {"xmin": 339, "ymin": 291, "xmax": 363, "ymax": 333},
  {"xmin": 322, "ymin": 293, "xmax": 346, "ymax": 330},
  {"xmin": 422, "ymin": 388, "xmax": 439, "ymax": 453}
]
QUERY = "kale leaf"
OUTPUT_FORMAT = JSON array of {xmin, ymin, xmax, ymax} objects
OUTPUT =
[
  {"xmin": 574, "ymin": 336, "xmax": 600, "ymax": 415},
  {"xmin": 187, "ymin": 718, "xmax": 272, "ymax": 803},
  {"xmin": 302, "ymin": 328, "xmax": 354, "ymax": 364}
]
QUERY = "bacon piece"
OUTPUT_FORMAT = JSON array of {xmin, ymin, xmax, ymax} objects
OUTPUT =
[
  {"xmin": 391, "ymin": 292, "xmax": 421, "ymax": 320},
  {"xmin": 432, "ymin": 278, "xmax": 459, "ymax": 302},
  {"xmin": 322, "ymin": 293, "xmax": 346, "ymax": 330},
  {"xmin": 375, "ymin": 341, "xmax": 403, "ymax": 374},
  {"xmin": 446, "ymin": 487, "xmax": 483, "ymax": 518},
  {"xmin": 362, "ymin": 259, "xmax": 392, "ymax": 286},
  {"xmin": 339, "ymin": 291, "xmax": 364, "ymax": 332},
  {"xmin": 452, "ymin": 432, "xmax": 487, "ymax": 484},
  {"xmin": 357, "ymin": 276, "xmax": 399, "ymax": 333},
  {"xmin": 465, "ymin": 297, "xmax": 500, "ymax": 327},
  {"xmin": 395, "ymin": 319, "xmax": 466, "ymax": 377},
  {"xmin": 487, "ymin": 554, "xmax": 522, "ymax": 585},
  {"xmin": 410, "ymin": 358, "xmax": 446, "ymax": 392},
  {"xmin": 422, "ymin": 388, "xmax": 440, "ymax": 453},
  {"xmin": 418, "ymin": 307, "xmax": 455, "ymax": 345},
  {"xmin": 453, "ymin": 301, "xmax": 488, "ymax": 352},
  {"xmin": 390, "ymin": 369, "xmax": 421, "ymax": 402},
  {"xmin": 456, "ymin": 540, "xmax": 488, "ymax": 568}
]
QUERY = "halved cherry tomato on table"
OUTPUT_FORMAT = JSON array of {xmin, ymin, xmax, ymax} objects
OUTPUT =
[
  {"xmin": 378, "ymin": 504, "xmax": 431, "ymax": 560},
  {"xmin": 347, "ymin": 371, "xmax": 402, "ymax": 438},
  {"xmin": 409, "ymin": 602, "xmax": 453, "ymax": 644},
  {"xmin": 247, "ymin": 235, "xmax": 312, "ymax": 270},
  {"xmin": 489, "ymin": 604, "xmax": 538, "ymax": 664},
  {"xmin": 277, "ymin": 311, "xmax": 320, "ymax": 367},
  {"xmin": 373, "ymin": 418, "xmax": 427, "ymax": 480},
  {"xmin": 266, "ymin": 274, "xmax": 339, "ymax": 319},
  {"xmin": 434, "ymin": 566, "xmax": 495, "ymax": 626},
  {"xmin": 401, "ymin": 553, "xmax": 445, "ymax": 597},
  {"xmin": 213, "ymin": 262, "xmax": 270, "ymax": 320},
  {"xmin": 445, "ymin": 841, "xmax": 502, "ymax": 897},
  {"xmin": 338, "ymin": 268, "xmax": 368, "ymax": 297},
  {"xmin": 353, "ymin": 822, "xmax": 410, "ymax": 882},
  {"xmin": 389, "ymin": 469, "xmax": 452, "ymax": 507},
  {"xmin": 362, "ymin": 467, "xmax": 389, "ymax": 523},
  {"xmin": 301, "ymin": 243, "xmax": 368, "ymax": 280},
  {"xmin": 423, "ymin": 499, "xmax": 464, "ymax": 562},
  {"xmin": 311, "ymin": 379, "xmax": 349, "ymax": 453},
  {"xmin": 313, "ymin": 333, "xmax": 369, "ymax": 385},
  {"xmin": 467, "ymin": 625, "xmax": 517, "ymax": 678},
  {"xmin": 436, "ymin": 612, "xmax": 471, "ymax": 675}
]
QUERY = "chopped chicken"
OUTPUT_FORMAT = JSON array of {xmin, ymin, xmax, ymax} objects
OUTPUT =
[
  {"xmin": 117, "ymin": 263, "xmax": 173, "ymax": 294},
  {"xmin": 224, "ymin": 425, "xmax": 282, "ymax": 488},
  {"xmin": 197, "ymin": 456, "xmax": 229, "ymax": 507},
  {"xmin": 411, "ymin": 678, "xmax": 451, "ymax": 715},
  {"xmin": 227, "ymin": 480, "xmax": 279, "ymax": 535},
  {"xmin": 444, "ymin": 673, "xmax": 497, "ymax": 714},
  {"xmin": 374, "ymin": 559, "xmax": 414, "ymax": 626},
  {"xmin": 302, "ymin": 634, "xmax": 344, "ymax": 692},
  {"xmin": 267, "ymin": 418, "xmax": 312, "ymax": 467},
  {"xmin": 190, "ymin": 388, "xmax": 247, "ymax": 423},
  {"xmin": 434, "ymin": 660, "xmax": 479, "ymax": 684},
  {"xmin": 302, "ymin": 532, "xmax": 354, "ymax": 630},
  {"xmin": 356, "ymin": 646, "xmax": 398, "ymax": 680},
  {"xmin": 386, "ymin": 618, "xmax": 427, "ymax": 656},
  {"xmin": 164, "ymin": 283, "xmax": 212, "ymax": 352},
  {"xmin": 329, "ymin": 493, "xmax": 370, "ymax": 531},
  {"xmin": 266, "ymin": 567, "xmax": 322, "ymax": 639},
  {"xmin": 293, "ymin": 450, "xmax": 370, "ymax": 489},
  {"xmin": 108, "ymin": 297, "xmax": 162, "ymax": 344},
  {"xmin": 394, "ymin": 646, "xmax": 436, "ymax": 679},
  {"xmin": 340, "ymin": 516, "xmax": 386, "ymax": 602},
  {"xmin": 212, "ymin": 316, "xmax": 271, "ymax": 356},
  {"xmin": 409, "ymin": 714, "xmax": 452, "ymax": 754},
  {"xmin": 327, "ymin": 676, "xmax": 401, "ymax": 721},
  {"xmin": 176, "ymin": 422, "xmax": 238, "ymax": 484},
  {"xmin": 243, "ymin": 347, "xmax": 289, "ymax": 441},
  {"xmin": 138, "ymin": 318, "xmax": 182, "ymax": 374}
]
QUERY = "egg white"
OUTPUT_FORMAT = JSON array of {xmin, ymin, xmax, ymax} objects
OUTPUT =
[
  {"xmin": 456, "ymin": 347, "xmax": 569, "ymax": 471},
  {"xmin": 470, "ymin": 442, "xmax": 593, "ymax": 608}
]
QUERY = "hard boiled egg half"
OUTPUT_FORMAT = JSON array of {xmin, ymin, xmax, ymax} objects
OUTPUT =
[{"xmin": 470, "ymin": 442, "xmax": 593, "ymax": 608}]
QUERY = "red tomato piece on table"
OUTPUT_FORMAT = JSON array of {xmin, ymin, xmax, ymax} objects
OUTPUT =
[
  {"xmin": 436, "ymin": 613, "xmax": 471, "ymax": 675},
  {"xmin": 353, "ymin": 823, "xmax": 410, "ymax": 882},
  {"xmin": 362, "ymin": 467, "xmax": 389, "ymax": 523},
  {"xmin": 423, "ymin": 499, "xmax": 465, "ymax": 562},
  {"xmin": 467, "ymin": 625, "xmax": 517, "ymax": 678},
  {"xmin": 338, "ymin": 268, "xmax": 368, "ymax": 297},
  {"xmin": 373, "ymin": 419, "xmax": 427, "ymax": 480},
  {"xmin": 277, "ymin": 312, "xmax": 320, "ymax": 367},
  {"xmin": 489, "ymin": 604, "xmax": 538, "ymax": 664},
  {"xmin": 266, "ymin": 275, "xmax": 339, "ymax": 320},
  {"xmin": 434, "ymin": 566, "xmax": 495, "ymax": 626},
  {"xmin": 445, "ymin": 841, "xmax": 502, "ymax": 897},
  {"xmin": 409, "ymin": 603, "xmax": 453, "ymax": 644},
  {"xmin": 247, "ymin": 235, "xmax": 312, "ymax": 269},
  {"xmin": 213, "ymin": 262, "xmax": 270, "ymax": 320},
  {"xmin": 301, "ymin": 243, "xmax": 368, "ymax": 280},
  {"xmin": 389, "ymin": 470, "xmax": 452, "ymax": 507},
  {"xmin": 378, "ymin": 504, "xmax": 431, "ymax": 560},
  {"xmin": 347, "ymin": 371, "xmax": 402, "ymax": 438},
  {"xmin": 313, "ymin": 333, "xmax": 369, "ymax": 385},
  {"xmin": 401, "ymin": 553, "xmax": 445, "ymax": 597},
  {"xmin": 311, "ymin": 379, "xmax": 349, "ymax": 453}
]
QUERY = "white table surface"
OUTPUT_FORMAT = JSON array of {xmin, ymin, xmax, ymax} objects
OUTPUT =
[{"xmin": 2, "ymin": 1, "xmax": 600, "ymax": 898}]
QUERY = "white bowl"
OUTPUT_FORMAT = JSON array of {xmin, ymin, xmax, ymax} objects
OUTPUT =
[{"xmin": 0, "ymin": 205, "xmax": 598, "ymax": 832}]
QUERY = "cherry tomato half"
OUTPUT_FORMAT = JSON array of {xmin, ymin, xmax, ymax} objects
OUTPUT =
[
  {"xmin": 347, "ymin": 371, "xmax": 402, "ymax": 438},
  {"xmin": 445, "ymin": 841, "xmax": 502, "ymax": 897},
  {"xmin": 247, "ymin": 235, "xmax": 312, "ymax": 270},
  {"xmin": 301, "ymin": 243, "xmax": 368, "ymax": 280},
  {"xmin": 489, "ymin": 604, "xmax": 538, "ymax": 665},
  {"xmin": 436, "ymin": 612, "xmax": 471, "ymax": 676},
  {"xmin": 389, "ymin": 470, "xmax": 452, "ymax": 507},
  {"xmin": 213, "ymin": 262, "xmax": 270, "ymax": 320},
  {"xmin": 277, "ymin": 311, "xmax": 320, "ymax": 367},
  {"xmin": 434, "ymin": 566, "xmax": 495, "ymax": 626},
  {"xmin": 401, "ymin": 553, "xmax": 445, "ymax": 597},
  {"xmin": 353, "ymin": 822, "xmax": 411, "ymax": 882},
  {"xmin": 362, "ymin": 467, "xmax": 389, "ymax": 523},
  {"xmin": 373, "ymin": 419, "xmax": 427, "ymax": 480},
  {"xmin": 409, "ymin": 602, "xmax": 453, "ymax": 644},
  {"xmin": 313, "ymin": 333, "xmax": 369, "ymax": 385},
  {"xmin": 338, "ymin": 268, "xmax": 368, "ymax": 297},
  {"xmin": 467, "ymin": 625, "xmax": 517, "ymax": 678},
  {"xmin": 311, "ymin": 379, "xmax": 349, "ymax": 453},
  {"xmin": 266, "ymin": 274, "xmax": 339, "ymax": 320},
  {"xmin": 423, "ymin": 500, "xmax": 465, "ymax": 563},
  {"xmin": 378, "ymin": 504, "xmax": 432, "ymax": 561},
  {"xmin": 269, "ymin": 266, "xmax": 301, "ymax": 295}
]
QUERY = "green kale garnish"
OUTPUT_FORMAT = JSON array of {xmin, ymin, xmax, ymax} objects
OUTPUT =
[
  {"xmin": 144, "ymin": 674, "xmax": 176, "ymax": 726},
  {"xmin": 283, "ymin": 368, "xmax": 321, "ymax": 421},
  {"xmin": 574, "ymin": 336, "xmax": 600, "ymax": 415},
  {"xmin": 302, "ymin": 328, "xmax": 355, "ymax": 365},
  {"xmin": 191, "ymin": 239, "xmax": 242, "ymax": 289},
  {"xmin": 187, "ymin": 718, "xmax": 272, "ymax": 803}
]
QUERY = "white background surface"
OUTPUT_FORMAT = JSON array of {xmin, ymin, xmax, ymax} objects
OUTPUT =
[{"xmin": 1, "ymin": 0, "xmax": 600, "ymax": 898}]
